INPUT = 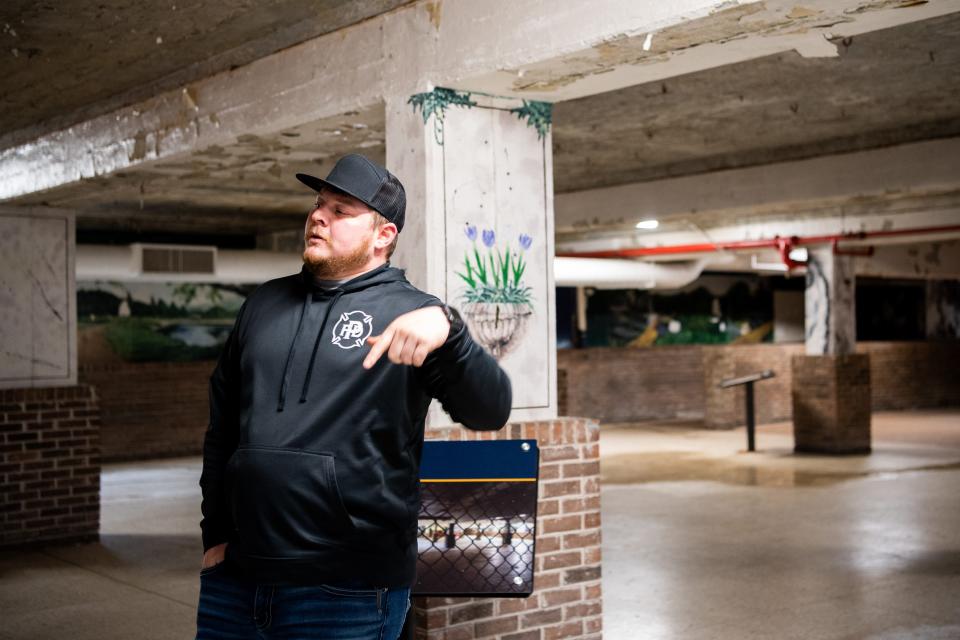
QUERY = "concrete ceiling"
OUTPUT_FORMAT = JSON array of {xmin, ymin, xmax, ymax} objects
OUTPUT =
[
  {"xmin": 4, "ymin": 9, "xmax": 960, "ymax": 241},
  {"xmin": 551, "ymin": 11, "xmax": 960, "ymax": 193},
  {"xmin": 14, "ymin": 105, "xmax": 386, "ymax": 237},
  {"xmin": 0, "ymin": 0, "xmax": 411, "ymax": 147}
]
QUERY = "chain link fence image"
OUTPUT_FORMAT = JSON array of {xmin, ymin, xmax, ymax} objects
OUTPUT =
[{"xmin": 413, "ymin": 440, "xmax": 539, "ymax": 597}]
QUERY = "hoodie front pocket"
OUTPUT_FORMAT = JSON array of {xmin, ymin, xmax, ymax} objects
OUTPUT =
[{"xmin": 226, "ymin": 446, "xmax": 355, "ymax": 557}]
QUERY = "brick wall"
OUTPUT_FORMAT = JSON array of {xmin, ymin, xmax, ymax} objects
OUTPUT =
[
  {"xmin": 704, "ymin": 342, "xmax": 960, "ymax": 426},
  {"xmin": 559, "ymin": 341, "xmax": 960, "ymax": 428},
  {"xmin": 865, "ymin": 342, "xmax": 960, "ymax": 409},
  {"xmin": 80, "ymin": 361, "xmax": 214, "ymax": 462},
  {"xmin": 557, "ymin": 346, "xmax": 705, "ymax": 422},
  {"xmin": 702, "ymin": 343, "xmax": 804, "ymax": 428},
  {"xmin": 415, "ymin": 417, "xmax": 602, "ymax": 640},
  {"xmin": 0, "ymin": 385, "xmax": 101, "ymax": 548},
  {"xmin": 79, "ymin": 341, "xmax": 960, "ymax": 463}
]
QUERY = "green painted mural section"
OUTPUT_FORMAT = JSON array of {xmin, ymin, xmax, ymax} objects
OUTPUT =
[
  {"xmin": 408, "ymin": 87, "xmax": 552, "ymax": 145},
  {"xmin": 78, "ymin": 281, "xmax": 254, "ymax": 363}
]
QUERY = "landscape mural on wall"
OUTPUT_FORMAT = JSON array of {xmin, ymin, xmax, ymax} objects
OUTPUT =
[
  {"xmin": 573, "ymin": 275, "xmax": 785, "ymax": 348},
  {"xmin": 77, "ymin": 281, "xmax": 253, "ymax": 364}
]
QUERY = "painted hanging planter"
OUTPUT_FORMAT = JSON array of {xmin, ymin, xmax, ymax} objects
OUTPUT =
[{"xmin": 456, "ymin": 225, "xmax": 534, "ymax": 359}]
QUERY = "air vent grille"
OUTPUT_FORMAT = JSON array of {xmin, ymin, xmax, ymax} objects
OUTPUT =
[{"xmin": 141, "ymin": 246, "xmax": 216, "ymax": 274}]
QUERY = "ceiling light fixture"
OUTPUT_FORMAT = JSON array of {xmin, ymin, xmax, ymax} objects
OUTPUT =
[
  {"xmin": 635, "ymin": 219, "xmax": 659, "ymax": 230},
  {"xmin": 787, "ymin": 247, "xmax": 808, "ymax": 262}
]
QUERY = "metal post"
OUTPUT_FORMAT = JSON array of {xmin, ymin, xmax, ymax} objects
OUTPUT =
[{"xmin": 719, "ymin": 370, "xmax": 772, "ymax": 453}]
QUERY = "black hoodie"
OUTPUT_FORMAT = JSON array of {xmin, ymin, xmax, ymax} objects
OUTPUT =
[{"xmin": 199, "ymin": 262, "xmax": 512, "ymax": 587}]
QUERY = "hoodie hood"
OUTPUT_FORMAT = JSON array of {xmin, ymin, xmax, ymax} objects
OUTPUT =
[{"xmin": 277, "ymin": 262, "xmax": 407, "ymax": 411}]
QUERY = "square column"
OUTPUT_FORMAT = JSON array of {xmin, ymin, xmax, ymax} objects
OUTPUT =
[
  {"xmin": 803, "ymin": 247, "xmax": 856, "ymax": 356},
  {"xmin": 0, "ymin": 207, "xmax": 99, "ymax": 548},
  {"xmin": 0, "ymin": 207, "xmax": 77, "ymax": 389},
  {"xmin": 792, "ymin": 247, "xmax": 871, "ymax": 453},
  {"xmin": 386, "ymin": 89, "xmax": 557, "ymax": 422}
]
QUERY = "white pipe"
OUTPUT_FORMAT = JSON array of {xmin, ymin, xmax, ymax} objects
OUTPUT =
[
  {"xmin": 554, "ymin": 256, "xmax": 730, "ymax": 290},
  {"xmin": 78, "ymin": 245, "xmax": 731, "ymax": 290},
  {"xmin": 76, "ymin": 245, "xmax": 301, "ymax": 283}
]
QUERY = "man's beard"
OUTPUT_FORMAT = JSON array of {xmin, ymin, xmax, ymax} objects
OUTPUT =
[{"xmin": 302, "ymin": 234, "xmax": 374, "ymax": 279}]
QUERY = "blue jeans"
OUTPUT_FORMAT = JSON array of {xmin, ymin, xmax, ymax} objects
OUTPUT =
[{"xmin": 195, "ymin": 561, "xmax": 411, "ymax": 640}]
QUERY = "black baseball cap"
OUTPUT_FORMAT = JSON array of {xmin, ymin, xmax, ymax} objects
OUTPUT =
[{"xmin": 296, "ymin": 154, "xmax": 406, "ymax": 232}]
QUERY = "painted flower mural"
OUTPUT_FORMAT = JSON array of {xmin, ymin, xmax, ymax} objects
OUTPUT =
[{"xmin": 456, "ymin": 224, "xmax": 534, "ymax": 359}]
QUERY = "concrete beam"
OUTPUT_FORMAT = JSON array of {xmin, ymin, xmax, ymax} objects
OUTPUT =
[
  {"xmin": 555, "ymin": 137, "xmax": 960, "ymax": 254},
  {"xmin": 1, "ymin": 0, "xmax": 744, "ymax": 202},
  {"xmin": 857, "ymin": 240, "xmax": 960, "ymax": 280},
  {"xmin": 459, "ymin": 0, "xmax": 960, "ymax": 102}
]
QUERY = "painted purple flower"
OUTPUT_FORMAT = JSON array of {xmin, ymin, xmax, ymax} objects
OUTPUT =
[
  {"xmin": 464, "ymin": 224, "xmax": 477, "ymax": 242},
  {"xmin": 482, "ymin": 229, "xmax": 496, "ymax": 248},
  {"xmin": 518, "ymin": 234, "xmax": 533, "ymax": 250}
]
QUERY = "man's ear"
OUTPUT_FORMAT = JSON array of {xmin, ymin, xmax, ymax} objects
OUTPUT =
[{"xmin": 374, "ymin": 221, "xmax": 398, "ymax": 250}]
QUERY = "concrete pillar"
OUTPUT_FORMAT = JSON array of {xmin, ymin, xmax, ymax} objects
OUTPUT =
[
  {"xmin": 0, "ymin": 207, "xmax": 77, "ymax": 388},
  {"xmin": 0, "ymin": 207, "xmax": 101, "ymax": 548},
  {"xmin": 926, "ymin": 279, "xmax": 960, "ymax": 339},
  {"xmin": 804, "ymin": 248, "xmax": 856, "ymax": 356},
  {"xmin": 387, "ymin": 88, "xmax": 557, "ymax": 422},
  {"xmin": 792, "ymin": 247, "xmax": 870, "ymax": 453}
]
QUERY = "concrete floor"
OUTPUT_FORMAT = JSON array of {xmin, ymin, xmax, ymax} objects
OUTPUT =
[
  {"xmin": 602, "ymin": 410, "xmax": 960, "ymax": 640},
  {"xmin": 1, "ymin": 410, "xmax": 958, "ymax": 639}
]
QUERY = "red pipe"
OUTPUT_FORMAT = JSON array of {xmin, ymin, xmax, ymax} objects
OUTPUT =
[{"xmin": 558, "ymin": 224, "xmax": 960, "ymax": 262}]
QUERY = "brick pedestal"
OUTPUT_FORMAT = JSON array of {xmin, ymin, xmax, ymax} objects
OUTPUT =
[
  {"xmin": 791, "ymin": 354, "xmax": 871, "ymax": 454},
  {"xmin": 0, "ymin": 385, "xmax": 101, "ymax": 548},
  {"xmin": 415, "ymin": 417, "xmax": 602, "ymax": 640}
]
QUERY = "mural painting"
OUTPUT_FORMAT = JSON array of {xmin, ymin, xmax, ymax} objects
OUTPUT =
[
  {"xmin": 569, "ymin": 275, "xmax": 787, "ymax": 348},
  {"xmin": 409, "ymin": 87, "xmax": 555, "ymax": 411},
  {"xmin": 77, "ymin": 281, "xmax": 252, "ymax": 364},
  {"xmin": 456, "ymin": 225, "xmax": 534, "ymax": 359}
]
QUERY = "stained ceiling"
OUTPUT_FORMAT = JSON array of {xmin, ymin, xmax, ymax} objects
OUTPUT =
[
  {"xmin": 0, "ymin": 0, "xmax": 411, "ymax": 147},
  {"xmin": 551, "ymin": 11, "xmax": 960, "ymax": 193},
  {"xmin": 3, "ymin": 8, "xmax": 959, "ymax": 242}
]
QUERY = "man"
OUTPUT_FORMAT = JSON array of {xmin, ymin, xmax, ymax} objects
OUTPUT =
[{"xmin": 196, "ymin": 154, "xmax": 512, "ymax": 639}]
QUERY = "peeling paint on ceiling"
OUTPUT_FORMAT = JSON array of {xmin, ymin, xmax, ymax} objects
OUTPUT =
[
  {"xmin": 0, "ymin": 0, "xmax": 414, "ymax": 146},
  {"xmin": 551, "ymin": 12, "xmax": 960, "ymax": 193},
  {"xmin": 2, "ymin": 4, "xmax": 957, "ymax": 244}
]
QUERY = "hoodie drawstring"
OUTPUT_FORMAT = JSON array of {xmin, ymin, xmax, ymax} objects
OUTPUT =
[
  {"xmin": 277, "ymin": 293, "xmax": 311, "ymax": 412},
  {"xmin": 278, "ymin": 263, "xmax": 397, "ymax": 412},
  {"xmin": 299, "ymin": 290, "xmax": 344, "ymax": 404}
]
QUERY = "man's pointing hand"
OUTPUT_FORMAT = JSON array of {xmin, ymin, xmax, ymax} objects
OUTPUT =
[{"xmin": 363, "ymin": 306, "xmax": 451, "ymax": 369}]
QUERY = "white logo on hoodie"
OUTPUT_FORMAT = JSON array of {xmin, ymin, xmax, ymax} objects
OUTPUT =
[{"xmin": 331, "ymin": 310, "xmax": 374, "ymax": 349}]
